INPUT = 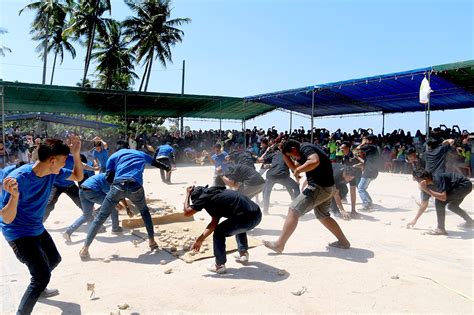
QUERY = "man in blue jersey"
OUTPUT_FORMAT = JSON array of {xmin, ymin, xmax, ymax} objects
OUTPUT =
[
  {"xmin": 154, "ymin": 142, "xmax": 176, "ymax": 184},
  {"xmin": 0, "ymin": 137, "xmax": 83, "ymax": 315},
  {"xmin": 79, "ymin": 142, "xmax": 171, "ymax": 259},
  {"xmin": 0, "ymin": 162, "xmax": 28, "ymax": 197},
  {"xmin": 91, "ymin": 136, "xmax": 109, "ymax": 173},
  {"xmin": 63, "ymin": 173, "xmax": 129, "ymax": 241},
  {"xmin": 207, "ymin": 143, "xmax": 230, "ymax": 187}
]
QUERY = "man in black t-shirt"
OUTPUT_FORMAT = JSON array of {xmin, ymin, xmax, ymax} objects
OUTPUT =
[
  {"xmin": 263, "ymin": 139, "xmax": 350, "ymax": 254},
  {"xmin": 356, "ymin": 135, "xmax": 380, "ymax": 211},
  {"xmin": 183, "ymin": 186, "xmax": 262, "ymax": 274},
  {"xmin": 340, "ymin": 142, "xmax": 362, "ymax": 215},
  {"xmin": 222, "ymin": 164, "xmax": 265, "ymax": 199},
  {"xmin": 262, "ymin": 150, "xmax": 300, "ymax": 214},
  {"xmin": 331, "ymin": 164, "xmax": 357, "ymax": 220},
  {"xmin": 409, "ymin": 169, "xmax": 473, "ymax": 235},
  {"xmin": 410, "ymin": 138, "xmax": 454, "ymax": 226}
]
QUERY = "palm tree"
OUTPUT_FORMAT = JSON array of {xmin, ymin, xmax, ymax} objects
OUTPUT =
[
  {"xmin": 91, "ymin": 19, "xmax": 137, "ymax": 90},
  {"xmin": 0, "ymin": 28, "xmax": 12, "ymax": 57},
  {"xmin": 19, "ymin": 0, "xmax": 67, "ymax": 84},
  {"xmin": 123, "ymin": 0, "xmax": 190, "ymax": 91},
  {"xmin": 64, "ymin": 0, "xmax": 111, "ymax": 87},
  {"xmin": 32, "ymin": 4, "xmax": 76, "ymax": 85}
]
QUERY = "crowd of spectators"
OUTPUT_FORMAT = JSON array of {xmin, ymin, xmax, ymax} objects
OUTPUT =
[{"xmin": 1, "ymin": 124, "xmax": 472, "ymax": 177}]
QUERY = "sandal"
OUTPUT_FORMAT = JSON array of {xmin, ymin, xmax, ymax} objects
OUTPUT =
[
  {"xmin": 149, "ymin": 241, "xmax": 159, "ymax": 250},
  {"xmin": 328, "ymin": 241, "xmax": 350, "ymax": 249}
]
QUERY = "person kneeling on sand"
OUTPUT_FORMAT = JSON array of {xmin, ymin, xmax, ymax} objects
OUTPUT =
[
  {"xmin": 263, "ymin": 139, "xmax": 350, "ymax": 253},
  {"xmin": 408, "ymin": 169, "xmax": 473, "ymax": 235},
  {"xmin": 183, "ymin": 185, "xmax": 262, "ymax": 274}
]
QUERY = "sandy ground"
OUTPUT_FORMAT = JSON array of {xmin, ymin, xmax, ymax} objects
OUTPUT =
[{"xmin": 1, "ymin": 165, "xmax": 473, "ymax": 314}]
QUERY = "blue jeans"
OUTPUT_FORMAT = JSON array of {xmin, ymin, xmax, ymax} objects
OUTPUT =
[
  {"xmin": 84, "ymin": 181, "xmax": 154, "ymax": 247},
  {"xmin": 8, "ymin": 230, "xmax": 61, "ymax": 315},
  {"xmin": 213, "ymin": 211, "xmax": 262, "ymax": 265},
  {"xmin": 65, "ymin": 189, "xmax": 119, "ymax": 235},
  {"xmin": 357, "ymin": 177, "xmax": 373, "ymax": 206},
  {"xmin": 263, "ymin": 176, "xmax": 300, "ymax": 212}
]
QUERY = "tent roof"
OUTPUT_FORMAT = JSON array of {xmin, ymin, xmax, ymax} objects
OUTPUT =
[
  {"xmin": 3, "ymin": 113, "xmax": 118, "ymax": 129},
  {"xmin": 245, "ymin": 60, "xmax": 474, "ymax": 117},
  {"xmin": 0, "ymin": 81, "xmax": 274, "ymax": 120}
]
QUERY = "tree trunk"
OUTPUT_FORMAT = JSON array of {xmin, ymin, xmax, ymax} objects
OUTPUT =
[
  {"xmin": 82, "ymin": 25, "xmax": 96, "ymax": 86},
  {"xmin": 50, "ymin": 51, "xmax": 58, "ymax": 85},
  {"xmin": 144, "ymin": 51, "xmax": 154, "ymax": 92},
  {"xmin": 82, "ymin": 3, "xmax": 100, "ymax": 87},
  {"xmin": 42, "ymin": 26, "xmax": 49, "ymax": 84},
  {"xmin": 139, "ymin": 59, "xmax": 150, "ymax": 92}
]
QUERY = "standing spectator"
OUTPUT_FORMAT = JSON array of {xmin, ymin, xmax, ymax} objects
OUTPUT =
[
  {"xmin": 91, "ymin": 137, "xmax": 109, "ymax": 173},
  {"xmin": 356, "ymin": 135, "xmax": 380, "ymax": 211}
]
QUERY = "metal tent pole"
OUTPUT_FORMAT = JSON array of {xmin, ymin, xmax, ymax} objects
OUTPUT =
[
  {"xmin": 310, "ymin": 90, "xmax": 315, "ymax": 143},
  {"xmin": 124, "ymin": 93, "xmax": 128, "ymax": 138},
  {"xmin": 1, "ymin": 86, "xmax": 5, "ymax": 167},
  {"xmin": 382, "ymin": 112, "xmax": 385, "ymax": 135},
  {"xmin": 180, "ymin": 59, "xmax": 185, "ymax": 136},
  {"xmin": 426, "ymin": 71, "xmax": 431, "ymax": 137},
  {"xmin": 289, "ymin": 110, "xmax": 293, "ymax": 133},
  {"xmin": 219, "ymin": 100, "xmax": 222, "ymax": 133}
]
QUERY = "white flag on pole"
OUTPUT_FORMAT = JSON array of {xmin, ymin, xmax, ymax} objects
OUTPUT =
[{"xmin": 419, "ymin": 76, "xmax": 432, "ymax": 104}]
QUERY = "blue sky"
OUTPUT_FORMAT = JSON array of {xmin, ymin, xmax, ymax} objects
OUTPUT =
[{"xmin": 0, "ymin": 0, "xmax": 472, "ymax": 133}]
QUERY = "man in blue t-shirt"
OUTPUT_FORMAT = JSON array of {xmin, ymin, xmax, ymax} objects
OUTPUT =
[
  {"xmin": 0, "ymin": 137, "xmax": 83, "ymax": 315},
  {"xmin": 154, "ymin": 142, "xmax": 176, "ymax": 184},
  {"xmin": 79, "ymin": 142, "xmax": 171, "ymax": 259},
  {"xmin": 63, "ymin": 173, "xmax": 129, "ymax": 241},
  {"xmin": 207, "ymin": 143, "xmax": 230, "ymax": 187},
  {"xmin": 91, "ymin": 136, "xmax": 109, "ymax": 173}
]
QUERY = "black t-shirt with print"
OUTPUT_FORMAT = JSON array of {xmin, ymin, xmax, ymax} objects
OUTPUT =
[
  {"xmin": 297, "ymin": 143, "xmax": 334, "ymax": 187},
  {"xmin": 190, "ymin": 189, "xmax": 260, "ymax": 218}
]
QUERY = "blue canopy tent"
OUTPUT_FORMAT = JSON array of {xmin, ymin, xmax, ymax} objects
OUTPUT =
[{"xmin": 245, "ymin": 60, "xmax": 474, "ymax": 141}]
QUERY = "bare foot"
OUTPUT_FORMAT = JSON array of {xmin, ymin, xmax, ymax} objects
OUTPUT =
[
  {"xmin": 328, "ymin": 240, "xmax": 350, "ymax": 249},
  {"xmin": 424, "ymin": 228, "xmax": 448, "ymax": 236},
  {"xmin": 263, "ymin": 240, "xmax": 283, "ymax": 254},
  {"xmin": 79, "ymin": 248, "xmax": 90, "ymax": 260}
]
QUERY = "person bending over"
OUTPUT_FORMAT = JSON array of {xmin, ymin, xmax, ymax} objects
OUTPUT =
[
  {"xmin": 409, "ymin": 169, "xmax": 473, "ymax": 235},
  {"xmin": 183, "ymin": 185, "xmax": 262, "ymax": 274}
]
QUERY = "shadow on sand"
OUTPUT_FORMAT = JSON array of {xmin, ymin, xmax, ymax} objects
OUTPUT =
[
  {"xmin": 203, "ymin": 261, "xmax": 290, "ymax": 282},
  {"xmin": 281, "ymin": 246, "xmax": 375, "ymax": 263},
  {"xmin": 37, "ymin": 298, "xmax": 81, "ymax": 314}
]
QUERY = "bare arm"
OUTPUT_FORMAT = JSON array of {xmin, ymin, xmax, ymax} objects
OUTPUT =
[
  {"xmin": 183, "ymin": 186, "xmax": 198, "ymax": 217},
  {"xmin": 294, "ymin": 153, "xmax": 320, "ymax": 180},
  {"xmin": 0, "ymin": 178, "xmax": 19, "ymax": 224},
  {"xmin": 192, "ymin": 217, "xmax": 219, "ymax": 252},
  {"xmin": 221, "ymin": 176, "xmax": 240, "ymax": 190},
  {"xmin": 66, "ymin": 136, "xmax": 84, "ymax": 182},
  {"xmin": 442, "ymin": 139, "xmax": 455, "ymax": 146},
  {"xmin": 407, "ymin": 200, "xmax": 429, "ymax": 228}
]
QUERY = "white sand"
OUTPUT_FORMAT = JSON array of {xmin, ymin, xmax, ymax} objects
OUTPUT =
[{"xmin": 1, "ymin": 166, "xmax": 473, "ymax": 314}]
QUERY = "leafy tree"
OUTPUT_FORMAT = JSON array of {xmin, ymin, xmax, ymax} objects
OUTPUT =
[{"xmin": 123, "ymin": 0, "xmax": 190, "ymax": 91}]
